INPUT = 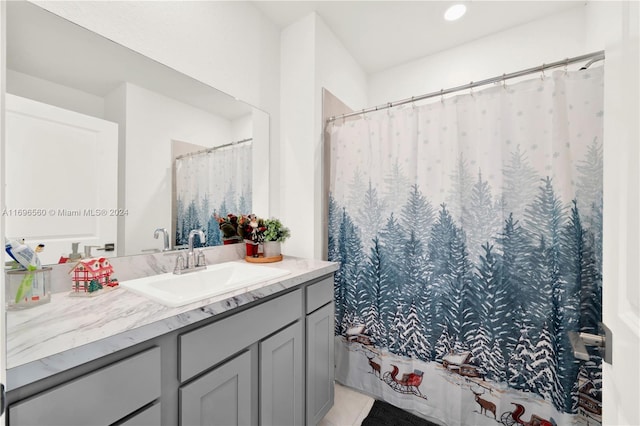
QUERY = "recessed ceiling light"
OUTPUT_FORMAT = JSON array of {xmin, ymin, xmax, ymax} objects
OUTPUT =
[{"xmin": 444, "ymin": 4, "xmax": 467, "ymax": 21}]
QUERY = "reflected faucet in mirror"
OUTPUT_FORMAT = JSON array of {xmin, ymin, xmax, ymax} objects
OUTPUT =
[{"xmin": 154, "ymin": 228, "xmax": 171, "ymax": 252}]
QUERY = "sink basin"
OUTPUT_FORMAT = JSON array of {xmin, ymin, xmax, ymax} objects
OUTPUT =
[{"xmin": 119, "ymin": 261, "xmax": 291, "ymax": 307}]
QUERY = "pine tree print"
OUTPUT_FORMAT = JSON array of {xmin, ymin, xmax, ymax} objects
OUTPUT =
[
  {"xmin": 347, "ymin": 168, "xmax": 367, "ymax": 220},
  {"xmin": 495, "ymin": 214, "xmax": 533, "ymax": 360},
  {"xmin": 362, "ymin": 238, "xmax": 390, "ymax": 346},
  {"xmin": 206, "ymin": 213, "xmax": 222, "ymax": 247},
  {"xmin": 475, "ymin": 243, "xmax": 514, "ymax": 363},
  {"xmin": 434, "ymin": 328, "xmax": 453, "ymax": 362},
  {"xmin": 468, "ymin": 322, "xmax": 491, "ymax": 378},
  {"xmin": 327, "ymin": 194, "xmax": 342, "ymax": 265},
  {"xmin": 238, "ymin": 193, "xmax": 249, "ymax": 215},
  {"xmin": 502, "ymin": 145, "xmax": 539, "ymax": 221},
  {"xmin": 525, "ymin": 177, "xmax": 565, "ymax": 248},
  {"xmin": 175, "ymin": 197, "xmax": 185, "ymax": 246},
  {"xmin": 427, "ymin": 204, "xmax": 457, "ymax": 347},
  {"xmin": 562, "ymin": 201, "xmax": 602, "ymax": 335},
  {"xmin": 464, "ymin": 171, "xmax": 501, "ymax": 261},
  {"xmin": 508, "ymin": 325, "xmax": 536, "ymax": 392},
  {"xmin": 576, "ymin": 138, "xmax": 603, "ymax": 246},
  {"xmin": 378, "ymin": 213, "xmax": 404, "ymax": 315},
  {"xmin": 383, "ymin": 159, "xmax": 410, "ymax": 216},
  {"xmin": 388, "ymin": 303, "xmax": 407, "ymax": 355},
  {"xmin": 181, "ymin": 200, "xmax": 201, "ymax": 245},
  {"xmin": 440, "ymin": 225, "xmax": 473, "ymax": 344},
  {"xmin": 357, "ymin": 180, "xmax": 386, "ymax": 252},
  {"xmin": 531, "ymin": 322, "xmax": 565, "ymax": 409},
  {"xmin": 486, "ymin": 338, "xmax": 506, "ymax": 382},
  {"xmin": 400, "ymin": 300, "xmax": 431, "ymax": 362},
  {"xmin": 401, "ymin": 184, "xmax": 435, "ymax": 245},
  {"xmin": 400, "ymin": 230, "xmax": 426, "ymax": 303},
  {"xmin": 447, "ymin": 154, "xmax": 474, "ymax": 223},
  {"xmin": 335, "ymin": 209, "xmax": 365, "ymax": 334}
]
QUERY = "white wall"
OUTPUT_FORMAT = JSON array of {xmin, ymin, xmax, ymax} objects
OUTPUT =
[
  {"xmin": 369, "ymin": 5, "xmax": 589, "ymax": 106},
  {"xmin": 231, "ymin": 114, "xmax": 253, "ymax": 142},
  {"xmin": 32, "ymin": 0, "xmax": 282, "ymax": 213},
  {"xmin": 280, "ymin": 14, "xmax": 316, "ymax": 258},
  {"xmin": 279, "ymin": 13, "xmax": 367, "ymax": 259},
  {"xmin": 7, "ymin": 69, "xmax": 105, "ymax": 118},
  {"xmin": 123, "ymin": 83, "xmax": 232, "ymax": 255}
]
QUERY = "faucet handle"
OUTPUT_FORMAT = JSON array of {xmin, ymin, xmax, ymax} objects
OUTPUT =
[
  {"xmin": 196, "ymin": 249, "xmax": 206, "ymax": 268},
  {"xmin": 174, "ymin": 253, "xmax": 185, "ymax": 273}
]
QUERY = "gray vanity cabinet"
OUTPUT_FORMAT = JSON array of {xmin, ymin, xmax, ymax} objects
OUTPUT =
[
  {"xmin": 6, "ymin": 272, "xmax": 336, "ymax": 426},
  {"xmin": 260, "ymin": 321, "xmax": 304, "ymax": 426},
  {"xmin": 177, "ymin": 288, "xmax": 305, "ymax": 426},
  {"xmin": 8, "ymin": 347, "xmax": 161, "ymax": 426},
  {"xmin": 180, "ymin": 350, "xmax": 253, "ymax": 426},
  {"xmin": 305, "ymin": 276, "xmax": 335, "ymax": 426}
]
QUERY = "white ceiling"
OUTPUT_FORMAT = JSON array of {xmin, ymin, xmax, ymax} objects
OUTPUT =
[{"xmin": 253, "ymin": 1, "xmax": 584, "ymax": 73}]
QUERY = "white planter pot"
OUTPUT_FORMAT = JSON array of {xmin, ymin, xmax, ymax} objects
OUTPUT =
[{"xmin": 263, "ymin": 241, "xmax": 281, "ymax": 258}]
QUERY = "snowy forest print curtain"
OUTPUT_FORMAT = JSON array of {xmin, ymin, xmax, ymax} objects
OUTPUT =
[
  {"xmin": 175, "ymin": 142, "xmax": 252, "ymax": 246},
  {"xmin": 328, "ymin": 66, "xmax": 603, "ymax": 426}
]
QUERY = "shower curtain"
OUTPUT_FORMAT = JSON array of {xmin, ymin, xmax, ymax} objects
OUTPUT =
[
  {"xmin": 175, "ymin": 142, "xmax": 252, "ymax": 246},
  {"xmin": 328, "ymin": 66, "xmax": 603, "ymax": 426}
]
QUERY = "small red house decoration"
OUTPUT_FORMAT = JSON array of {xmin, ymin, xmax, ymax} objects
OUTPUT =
[{"xmin": 70, "ymin": 257, "xmax": 116, "ymax": 293}]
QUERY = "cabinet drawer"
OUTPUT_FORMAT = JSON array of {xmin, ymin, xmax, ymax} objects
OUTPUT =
[
  {"xmin": 179, "ymin": 289, "xmax": 302, "ymax": 382},
  {"xmin": 9, "ymin": 347, "xmax": 161, "ymax": 426},
  {"xmin": 306, "ymin": 276, "xmax": 333, "ymax": 314}
]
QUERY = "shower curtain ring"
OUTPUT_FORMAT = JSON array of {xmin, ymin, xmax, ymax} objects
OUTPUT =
[
  {"xmin": 469, "ymin": 82, "xmax": 474, "ymax": 97},
  {"xmin": 387, "ymin": 102, "xmax": 393, "ymax": 116},
  {"xmin": 541, "ymin": 64, "xmax": 546, "ymax": 80},
  {"xmin": 564, "ymin": 58, "xmax": 569, "ymax": 76},
  {"xmin": 440, "ymin": 89, "xmax": 444, "ymax": 104},
  {"xmin": 502, "ymin": 73, "xmax": 507, "ymax": 89}
]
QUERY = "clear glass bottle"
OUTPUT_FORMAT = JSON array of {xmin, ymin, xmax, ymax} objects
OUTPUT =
[{"xmin": 6, "ymin": 266, "xmax": 52, "ymax": 309}]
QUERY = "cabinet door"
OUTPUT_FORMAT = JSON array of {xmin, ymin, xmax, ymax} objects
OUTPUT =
[
  {"xmin": 306, "ymin": 302, "xmax": 335, "ymax": 425},
  {"xmin": 260, "ymin": 321, "xmax": 303, "ymax": 426},
  {"xmin": 180, "ymin": 350, "xmax": 252, "ymax": 426}
]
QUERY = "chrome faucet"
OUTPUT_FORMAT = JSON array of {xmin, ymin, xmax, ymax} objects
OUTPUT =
[
  {"xmin": 154, "ymin": 228, "xmax": 171, "ymax": 252},
  {"xmin": 175, "ymin": 229, "xmax": 206, "ymax": 274}
]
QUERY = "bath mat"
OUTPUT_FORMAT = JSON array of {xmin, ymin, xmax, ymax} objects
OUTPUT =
[{"xmin": 361, "ymin": 399, "xmax": 441, "ymax": 426}]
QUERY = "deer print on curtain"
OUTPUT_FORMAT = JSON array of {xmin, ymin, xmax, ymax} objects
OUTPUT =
[{"xmin": 329, "ymin": 66, "xmax": 604, "ymax": 426}]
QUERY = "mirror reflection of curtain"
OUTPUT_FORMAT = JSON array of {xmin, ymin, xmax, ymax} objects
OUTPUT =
[
  {"xmin": 175, "ymin": 141, "xmax": 252, "ymax": 247},
  {"xmin": 329, "ymin": 67, "xmax": 604, "ymax": 425}
]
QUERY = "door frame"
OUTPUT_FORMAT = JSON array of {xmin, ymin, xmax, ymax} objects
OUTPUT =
[{"xmin": 601, "ymin": 2, "xmax": 640, "ymax": 425}]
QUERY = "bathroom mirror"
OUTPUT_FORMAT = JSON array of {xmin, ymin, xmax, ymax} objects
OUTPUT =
[{"xmin": 4, "ymin": 1, "xmax": 269, "ymax": 264}]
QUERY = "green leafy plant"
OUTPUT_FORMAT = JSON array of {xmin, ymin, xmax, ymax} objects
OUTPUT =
[{"xmin": 263, "ymin": 218, "xmax": 291, "ymax": 242}]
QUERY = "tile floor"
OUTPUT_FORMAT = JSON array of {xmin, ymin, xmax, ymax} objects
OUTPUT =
[{"xmin": 319, "ymin": 382, "xmax": 375, "ymax": 426}]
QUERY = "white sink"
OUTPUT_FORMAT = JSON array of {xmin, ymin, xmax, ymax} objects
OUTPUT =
[{"xmin": 119, "ymin": 261, "xmax": 291, "ymax": 307}]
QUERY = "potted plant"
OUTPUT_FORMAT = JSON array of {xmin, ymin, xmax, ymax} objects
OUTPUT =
[{"xmin": 262, "ymin": 218, "xmax": 290, "ymax": 258}]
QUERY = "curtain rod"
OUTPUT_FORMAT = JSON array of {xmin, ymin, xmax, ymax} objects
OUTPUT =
[
  {"xmin": 327, "ymin": 50, "xmax": 605, "ymax": 123},
  {"xmin": 175, "ymin": 137, "xmax": 253, "ymax": 160}
]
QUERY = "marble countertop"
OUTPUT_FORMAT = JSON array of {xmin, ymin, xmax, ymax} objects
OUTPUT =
[{"xmin": 6, "ymin": 256, "xmax": 338, "ymax": 390}]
